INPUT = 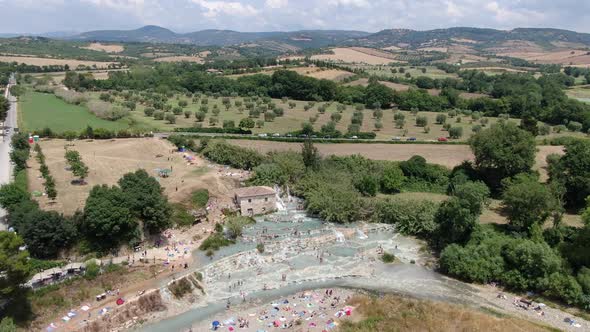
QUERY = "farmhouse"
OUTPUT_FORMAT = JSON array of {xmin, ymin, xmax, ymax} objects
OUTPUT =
[{"xmin": 234, "ymin": 186, "xmax": 276, "ymax": 216}]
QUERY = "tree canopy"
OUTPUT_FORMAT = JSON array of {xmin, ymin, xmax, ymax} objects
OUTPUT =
[{"xmin": 469, "ymin": 122, "xmax": 536, "ymax": 191}]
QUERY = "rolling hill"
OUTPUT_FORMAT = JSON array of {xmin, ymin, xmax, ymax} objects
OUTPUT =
[
  {"xmin": 344, "ymin": 27, "xmax": 590, "ymax": 49},
  {"xmin": 69, "ymin": 26, "xmax": 370, "ymax": 49}
]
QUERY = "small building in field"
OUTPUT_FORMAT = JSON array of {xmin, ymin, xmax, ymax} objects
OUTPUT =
[{"xmin": 234, "ymin": 186, "xmax": 276, "ymax": 216}]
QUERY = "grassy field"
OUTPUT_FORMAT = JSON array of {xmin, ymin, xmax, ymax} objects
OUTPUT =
[
  {"xmin": 18, "ymin": 91, "xmax": 130, "ymax": 133},
  {"xmin": 352, "ymin": 64, "xmax": 459, "ymax": 80},
  {"xmin": 342, "ymin": 294, "xmax": 555, "ymax": 332},
  {"xmin": 566, "ymin": 85, "xmax": 590, "ymax": 103}
]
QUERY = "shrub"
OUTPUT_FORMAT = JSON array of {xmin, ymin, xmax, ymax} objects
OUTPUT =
[
  {"xmin": 567, "ymin": 121, "xmax": 583, "ymax": 132},
  {"xmin": 87, "ymin": 100, "xmax": 128, "ymax": 121},
  {"xmin": 144, "ymin": 107, "xmax": 155, "ymax": 116},
  {"xmin": 381, "ymin": 252, "xmax": 396, "ymax": 263},
  {"xmin": 435, "ymin": 114, "xmax": 447, "ymax": 125},
  {"xmin": 199, "ymin": 233, "xmax": 233, "ymax": 251},
  {"xmin": 84, "ymin": 260, "xmax": 100, "ymax": 280},
  {"xmin": 374, "ymin": 198, "xmax": 439, "ymax": 237},
  {"xmin": 449, "ymin": 126, "xmax": 463, "ymax": 139},
  {"xmin": 416, "ymin": 116, "xmax": 428, "ymax": 127},
  {"xmin": 191, "ymin": 189, "xmax": 209, "ymax": 208}
]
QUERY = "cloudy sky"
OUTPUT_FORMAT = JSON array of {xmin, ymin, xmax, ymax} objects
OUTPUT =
[{"xmin": 0, "ymin": 0, "xmax": 589, "ymax": 34}]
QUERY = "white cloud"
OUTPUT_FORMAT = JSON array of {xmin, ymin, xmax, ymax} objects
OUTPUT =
[
  {"xmin": 327, "ymin": 0, "xmax": 370, "ymax": 8},
  {"xmin": 0, "ymin": 0, "xmax": 588, "ymax": 34},
  {"xmin": 191, "ymin": 0, "xmax": 258, "ymax": 18},
  {"xmin": 265, "ymin": 0, "xmax": 288, "ymax": 9},
  {"xmin": 82, "ymin": 0, "xmax": 144, "ymax": 9},
  {"xmin": 446, "ymin": 1, "xmax": 464, "ymax": 18}
]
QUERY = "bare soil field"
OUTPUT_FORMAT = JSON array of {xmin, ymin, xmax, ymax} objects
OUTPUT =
[
  {"xmin": 226, "ymin": 139, "xmax": 562, "ymax": 174},
  {"xmin": 0, "ymin": 55, "xmax": 116, "ymax": 68},
  {"xmin": 350, "ymin": 47, "xmax": 398, "ymax": 60},
  {"xmin": 28, "ymin": 138, "xmax": 240, "ymax": 215},
  {"xmin": 153, "ymin": 55, "xmax": 204, "ymax": 63},
  {"xmin": 311, "ymin": 47, "xmax": 396, "ymax": 65},
  {"xmin": 306, "ymin": 68, "xmax": 355, "ymax": 81},
  {"xmin": 80, "ymin": 42, "xmax": 124, "ymax": 53}
]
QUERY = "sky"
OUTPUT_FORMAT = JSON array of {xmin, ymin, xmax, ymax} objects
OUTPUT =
[{"xmin": 0, "ymin": 0, "xmax": 589, "ymax": 34}]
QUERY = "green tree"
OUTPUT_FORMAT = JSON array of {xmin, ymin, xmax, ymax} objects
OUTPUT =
[
  {"xmin": 0, "ymin": 96, "xmax": 9, "ymax": 122},
  {"xmin": 301, "ymin": 138, "xmax": 319, "ymax": 169},
  {"xmin": 239, "ymin": 117, "xmax": 255, "ymax": 129},
  {"xmin": 306, "ymin": 182, "xmax": 361, "ymax": 224},
  {"xmin": 18, "ymin": 210, "xmax": 77, "ymax": 259},
  {"xmin": 81, "ymin": 185, "xmax": 137, "ymax": 250},
  {"xmin": 0, "ymin": 183, "xmax": 29, "ymax": 211},
  {"xmin": 355, "ymin": 174, "xmax": 379, "ymax": 196},
  {"xmin": 0, "ymin": 232, "xmax": 31, "ymax": 308},
  {"xmin": 449, "ymin": 126, "xmax": 463, "ymax": 139},
  {"xmin": 165, "ymin": 113, "xmax": 176, "ymax": 124},
  {"xmin": 435, "ymin": 113, "xmax": 447, "ymax": 124},
  {"xmin": 380, "ymin": 164, "xmax": 405, "ymax": 193},
  {"xmin": 0, "ymin": 317, "xmax": 17, "ymax": 332},
  {"xmin": 469, "ymin": 122, "xmax": 536, "ymax": 191},
  {"xmin": 549, "ymin": 140, "xmax": 590, "ymax": 208},
  {"xmin": 118, "ymin": 170, "xmax": 172, "ymax": 234},
  {"xmin": 502, "ymin": 174, "xmax": 555, "ymax": 234},
  {"xmin": 452, "ymin": 181, "xmax": 490, "ymax": 215},
  {"xmin": 416, "ymin": 116, "xmax": 428, "ymax": 127},
  {"xmin": 501, "ymin": 239, "xmax": 562, "ymax": 290},
  {"xmin": 434, "ymin": 198, "xmax": 478, "ymax": 248}
]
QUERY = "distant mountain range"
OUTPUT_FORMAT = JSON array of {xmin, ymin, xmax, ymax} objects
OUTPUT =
[
  {"xmin": 349, "ymin": 27, "xmax": 590, "ymax": 49},
  {"xmin": 68, "ymin": 25, "xmax": 370, "ymax": 49},
  {"xmin": 7, "ymin": 26, "xmax": 590, "ymax": 51}
]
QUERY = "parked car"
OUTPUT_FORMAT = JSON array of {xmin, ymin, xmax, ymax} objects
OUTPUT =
[
  {"xmin": 258, "ymin": 133, "xmax": 267, "ymax": 137},
  {"xmin": 392, "ymin": 136, "xmax": 401, "ymax": 141},
  {"xmin": 406, "ymin": 137, "xmax": 417, "ymax": 141},
  {"xmin": 351, "ymin": 136, "xmax": 358, "ymax": 139},
  {"xmin": 438, "ymin": 137, "xmax": 448, "ymax": 142},
  {"xmin": 272, "ymin": 133, "xmax": 280, "ymax": 137}
]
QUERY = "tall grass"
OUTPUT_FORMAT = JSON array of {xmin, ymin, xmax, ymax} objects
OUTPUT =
[{"xmin": 340, "ymin": 294, "xmax": 555, "ymax": 332}]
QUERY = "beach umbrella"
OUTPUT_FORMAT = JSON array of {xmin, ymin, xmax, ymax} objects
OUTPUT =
[{"xmin": 116, "ymin": 298, "xmax": 125, "ymax": 305}]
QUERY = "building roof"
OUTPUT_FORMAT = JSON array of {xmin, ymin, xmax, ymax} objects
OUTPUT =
[{"xmin": 234, "ymin": 186, "xmax": 276, "ymax": 198}]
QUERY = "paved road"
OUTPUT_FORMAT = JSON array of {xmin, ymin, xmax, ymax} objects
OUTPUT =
[{"xmin": 0, "ymin": 74, "xmax": 17, "ymax": 229}]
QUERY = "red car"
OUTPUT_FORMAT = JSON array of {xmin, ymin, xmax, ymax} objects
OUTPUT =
[{"xmin": 438, "ymin": 137, "xmax": 448, "ymax": 142}]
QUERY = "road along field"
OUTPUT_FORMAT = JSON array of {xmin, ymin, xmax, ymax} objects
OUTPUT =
[
  {"xmin": 0, "ymin": 55, "xmax": 117, "ymax": 68},
  {"xmin": 225, "ymin": 139, "xmax": 563, "ymax": 174},
  {"xmin": 27, "ymin": 138, "xmax": 242, "ymax": 215}
]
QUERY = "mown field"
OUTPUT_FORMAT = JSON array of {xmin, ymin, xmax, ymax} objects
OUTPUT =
[{"xmin": 18, "ymin": 91, "xmax": 129, "ymax": 132}]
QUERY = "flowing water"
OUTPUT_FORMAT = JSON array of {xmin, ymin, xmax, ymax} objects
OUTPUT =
[{"xmin": 140, "ymin": 199, "xmax": 481, "ymax": 332}]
